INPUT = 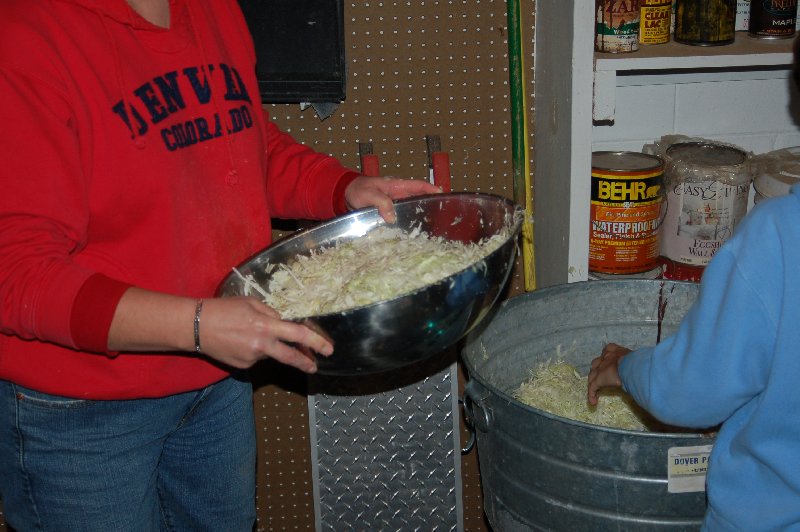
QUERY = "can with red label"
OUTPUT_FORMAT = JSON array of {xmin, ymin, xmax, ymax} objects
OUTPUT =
[{"xmin": 590, "ymin": 151, "xmax": 665, "ymax": 275}]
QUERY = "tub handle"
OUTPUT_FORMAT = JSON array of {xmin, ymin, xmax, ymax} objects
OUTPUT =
[
  {"xmin": 461, "ymin": 379, "xmax": 493, "ymax": 453},
  {"xmin": 459, "ymin": 410, "xmax": 476, "ymax": 454}
]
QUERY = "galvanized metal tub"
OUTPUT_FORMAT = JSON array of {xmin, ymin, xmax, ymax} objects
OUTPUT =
[{"xmin": 461, "ymin": 280, "xmax": 715, "ymax": 531}]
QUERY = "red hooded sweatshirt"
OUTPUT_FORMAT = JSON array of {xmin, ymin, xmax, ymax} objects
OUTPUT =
[{"xmin": 0, "ymin": 0, "xmax": 358, "ymax": 399}]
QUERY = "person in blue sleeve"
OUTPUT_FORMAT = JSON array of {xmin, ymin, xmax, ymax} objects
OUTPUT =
[{"xmin": 588, "ymin": 180, "xmax": 800, "ymax": 530}]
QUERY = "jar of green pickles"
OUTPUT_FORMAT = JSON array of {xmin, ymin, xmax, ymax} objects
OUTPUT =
[{"xmin": 674, "ymin": 0, "xmax": 737, "ymax": 45}]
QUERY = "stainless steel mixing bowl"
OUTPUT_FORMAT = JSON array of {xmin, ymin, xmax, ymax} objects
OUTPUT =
[{"xmin": 217, "ymin": 192, "xmax": 524, "ymax": 375}]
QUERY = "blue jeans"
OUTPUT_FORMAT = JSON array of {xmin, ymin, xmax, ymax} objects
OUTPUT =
[{"xmin": 0, "ymin": 375, "xmax": 256, "ymax": 532}]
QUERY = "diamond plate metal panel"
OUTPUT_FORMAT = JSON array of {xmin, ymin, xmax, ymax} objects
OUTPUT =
[{"xmin": 309, "ymin": 355, "xmax": 463, "ymax": 532}]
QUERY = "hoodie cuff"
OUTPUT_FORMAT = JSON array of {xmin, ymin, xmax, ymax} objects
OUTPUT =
[
  {"xmin": 70, "ymin": 273, "xmax": 132, "ymax": 354},
  {"xmin": 332, "ymin": 171, "xmax": 361, "ymax": 216}
]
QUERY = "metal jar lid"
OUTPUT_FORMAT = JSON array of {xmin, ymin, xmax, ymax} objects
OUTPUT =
[
  {"xmin": 592, "ymin": 151, "xmax": 664, "ymax": 172},
  {"xmin": 665, "ymin": 141, "xmax": 747, "ymax": 167}
]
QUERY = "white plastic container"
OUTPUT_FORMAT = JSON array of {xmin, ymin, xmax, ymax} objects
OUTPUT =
[{"xmin": 753, "ymin": 146, "xmax": 800, "ymax": 205}]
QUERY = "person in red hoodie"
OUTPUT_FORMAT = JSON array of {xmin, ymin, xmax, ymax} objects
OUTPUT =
[{"xmin": 0, "ymin": 0, "xmax": 440, "ymax": 529}]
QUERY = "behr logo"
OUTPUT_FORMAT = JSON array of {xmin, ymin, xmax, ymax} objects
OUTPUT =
[{"xmin": 598, "ymin": 181, "xmax": 661, "ymax": 201}]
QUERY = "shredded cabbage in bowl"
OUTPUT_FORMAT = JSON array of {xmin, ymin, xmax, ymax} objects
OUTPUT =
[{"xmin": 236, "ymin": 225, "xmax": 510, "ymax": 319}]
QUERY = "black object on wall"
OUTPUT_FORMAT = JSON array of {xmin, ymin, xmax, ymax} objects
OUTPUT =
[{"xmin": 238, "ymin": 0, "xmax": 346, "ymax": 103}]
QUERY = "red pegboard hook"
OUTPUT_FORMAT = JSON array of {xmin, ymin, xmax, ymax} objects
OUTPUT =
[
  {"xmin": 425, "ymin": 135, "xmax": 451, "ymax": 192},
  {"xmin": 358, "ymin": 142, "xmax": 380, "ymax": 177}
]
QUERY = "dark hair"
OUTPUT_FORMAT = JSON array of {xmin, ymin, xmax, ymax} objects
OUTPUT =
[{"xmin": 794, "ymin": 34, "xmax": 800, "ymax": 89}]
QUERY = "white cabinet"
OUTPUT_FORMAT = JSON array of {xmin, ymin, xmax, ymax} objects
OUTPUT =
[
  {"xmin": 532, "ymin": 2, "xmax": 797, "ymax": 287},
  {"xmin": 594, "ymin": 37, "xmax": 793, "ymax": 122}
]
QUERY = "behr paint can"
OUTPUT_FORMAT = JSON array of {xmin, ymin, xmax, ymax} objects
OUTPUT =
[
  {"xmin": 749, "ymin": 0, "xmax": 798, "ymax": 39},
  {"xmin": 639, "ymin": 0, "xmax": 673, "ymax": 45},
  {"xmin": 590, "ymin": 151, "xmax": 665, "ymax": 275},
  {"xmin": 596, "ymin": 0, "xmax": 641, "ymax": 53}
]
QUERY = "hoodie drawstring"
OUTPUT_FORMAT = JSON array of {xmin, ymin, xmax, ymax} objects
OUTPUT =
[
  {"xmin": 185, "ymin": 2, "xmax": 239, "ymax": 185},
  {"xmin": 100, "ymin": 14, "xmax": 147, "ymax": 149}
]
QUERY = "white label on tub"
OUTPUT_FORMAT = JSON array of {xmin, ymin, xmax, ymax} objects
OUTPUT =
[{"xmin": 668, "ymin": 445, "xmax": 713, "ymax": 493}]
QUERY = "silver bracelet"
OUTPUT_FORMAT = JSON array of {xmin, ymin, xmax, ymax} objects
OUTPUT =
[{"xmin": 193, "ymin": 299, "xmax": 204, "ymax": 353}]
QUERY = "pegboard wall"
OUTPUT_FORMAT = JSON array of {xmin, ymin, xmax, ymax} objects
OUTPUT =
[
  {"xmin": 255, "ymin": 1, "xmax": 536, "ymax": 531},
  {"xmin": 272, "ymin": 2, "xmax": 511, "ymax": 188}
]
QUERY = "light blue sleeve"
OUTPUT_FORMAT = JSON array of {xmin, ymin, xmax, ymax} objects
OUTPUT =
[{"xmin": 618, "ymin": 215, "xmax": 780, "ymax": 429}]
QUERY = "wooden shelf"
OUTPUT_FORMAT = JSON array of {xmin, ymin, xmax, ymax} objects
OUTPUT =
[
  {"xmin": 595, "ymin": 32, "xmax": 794, "ymax": 72},
  {"xmin": 592, "ymin": 33, "xmax": 795, "ymax": 121}
]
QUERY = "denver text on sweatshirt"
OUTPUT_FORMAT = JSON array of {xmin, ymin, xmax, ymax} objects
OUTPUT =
[{"xmin": 0, "ymin": 0, "xmax": 358, "ymax": 399}]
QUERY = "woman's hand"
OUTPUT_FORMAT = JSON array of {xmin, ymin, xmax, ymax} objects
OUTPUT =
[
  {"xmin": 587, "ymin": 342, "xmax": 631, "ymax": 406},
  {"xmin": 344, "ymin": 176, "xmax": 442, "ymax": 223},
  {"xmin": 108, "ymin": 289, "xmax": 333, "ymax": 374},
  {"xmin": 197, "ymin": 297, "xmax": 333, "ymax": 373}
]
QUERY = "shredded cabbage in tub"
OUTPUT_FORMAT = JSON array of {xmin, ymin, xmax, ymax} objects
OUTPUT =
[
  {"xmin": 515, "ymin": 361, "xmax": 655, "ymax": 431},
  {"xmin": 235, "ymin": 225, "xmax": 510, "ymax": 319}
]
